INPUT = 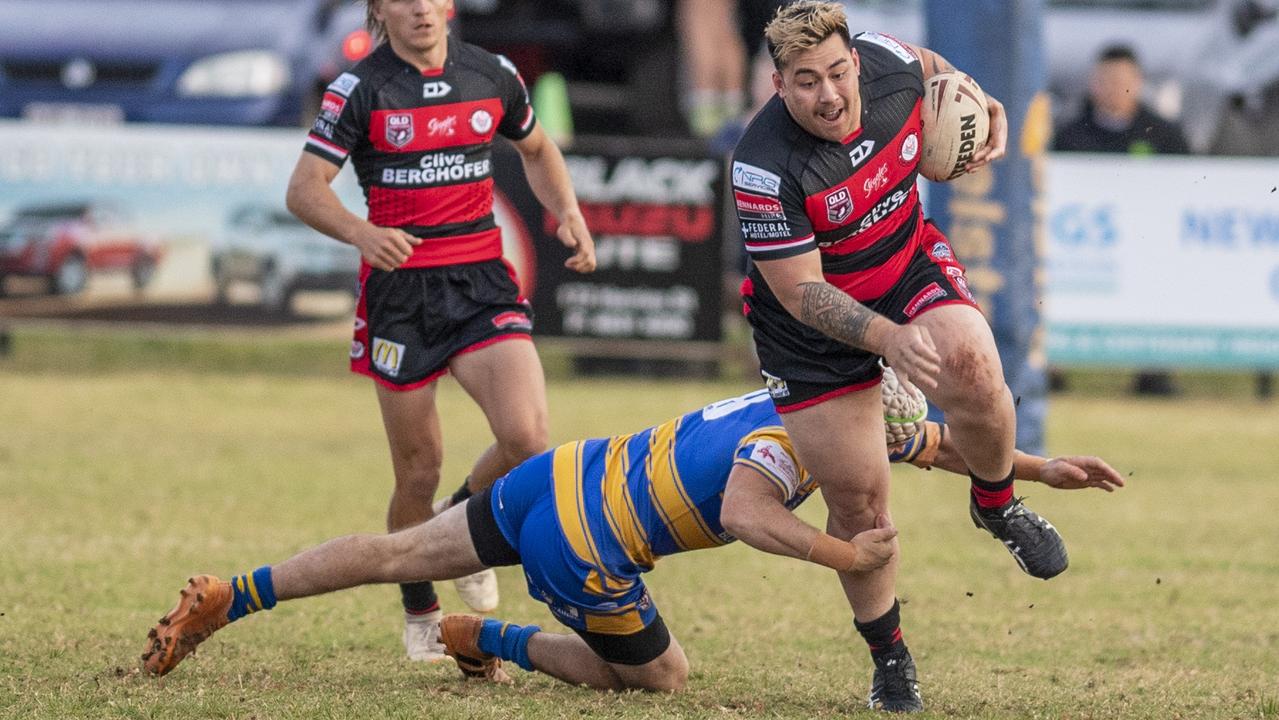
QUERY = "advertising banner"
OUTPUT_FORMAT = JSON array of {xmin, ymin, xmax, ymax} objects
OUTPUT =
[
  {"xmin": 1046, "ymin": 154, "xmax": 1279, "ymax": 368},
  {"xmin": 492, "ymin": 137, "xmax": 724, "ymax": 345}
]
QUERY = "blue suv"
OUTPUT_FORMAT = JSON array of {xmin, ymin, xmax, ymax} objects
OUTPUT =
[{"xmin": 0, "ymin": 0, "xmax": 371, "ymax": 126}]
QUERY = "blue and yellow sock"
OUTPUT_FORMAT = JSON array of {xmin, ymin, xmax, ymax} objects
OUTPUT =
[
  {"xmin": 227, "ymin": 566, "xmax": 277, "ymax": 622},
  {"xmin": 477, "ymin": 618, "xmax": 541, "ymax": 671}
]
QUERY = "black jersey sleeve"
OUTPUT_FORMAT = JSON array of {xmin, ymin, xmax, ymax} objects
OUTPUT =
[
  {"xmin": 304, "ymin": 70, "xmax": 371, "ymax": 167},
  {"xmin": 494, "ymin": 54, "xmax": 537, "ymax": 141},
  {"xmin": 730, "ymin": 153, "xmax": 816, "ymax": 261}
]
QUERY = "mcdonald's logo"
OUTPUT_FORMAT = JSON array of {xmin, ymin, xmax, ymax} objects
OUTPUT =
[{"xmin": 371, "ymin": 337, "xmax": 406, "ymax": 377}]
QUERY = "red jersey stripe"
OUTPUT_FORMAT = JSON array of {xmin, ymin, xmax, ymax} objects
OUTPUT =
[
  {"xmin": 367, "ymin": 180, "xmax": 495, "ymax": 228},
  {"xmin": 401, "ymin": 227, "xmax": 503, "ymax": 268}
]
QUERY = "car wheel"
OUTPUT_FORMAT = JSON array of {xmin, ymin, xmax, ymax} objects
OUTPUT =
[
  {"xmin": 49, "ymin": 253, "xmax": 88, "ymax": 295},
  {"xmin": 260, "ymin": 269, "xmax": 294, "ymax": 316},
  {"xmin": 131, "ymin": 255, "xmax": 157, "ymax": 292}
]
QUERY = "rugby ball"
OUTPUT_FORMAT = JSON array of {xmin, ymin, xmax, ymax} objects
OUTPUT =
[
  {"xmin": 919, "ymin": 71, "xmax": 990, "ymax": 182},
  {"xmin": 881, "ymin": 364, "xmax": 928, "ymax": 447}
]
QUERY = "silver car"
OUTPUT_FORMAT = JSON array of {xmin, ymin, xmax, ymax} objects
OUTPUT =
[{"xmin": 211, "ymin": 205, "xmax": 359, "ymax": 315}]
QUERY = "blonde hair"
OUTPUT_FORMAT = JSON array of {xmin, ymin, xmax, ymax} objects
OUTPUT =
[
  {"xmin": 364, "ymin": 0, "xmax": 386, "ymax": 43},
  {"xmin": 764, "ymin": 1, "xmax": 852, "ymax": 69}
]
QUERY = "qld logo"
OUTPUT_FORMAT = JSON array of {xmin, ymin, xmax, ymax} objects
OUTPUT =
[
  {"xmin": 386, "ymin": 113, "xmax": 414, "ymax": 148},
  {"xmin": 825, "ymin": 187, "xmax": 853, "ymax": 224}
]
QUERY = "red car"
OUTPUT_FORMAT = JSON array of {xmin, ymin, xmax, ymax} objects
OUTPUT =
[{"xmin": 0, "ymin": 201, "xmax": 162, "ymax": 295}]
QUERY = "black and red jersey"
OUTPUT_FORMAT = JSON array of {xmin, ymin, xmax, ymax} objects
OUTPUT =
[
  {"xmin": 304, "ymin": 37, "xmax": 536, "ymax": 268},
  {"xmin": 731, "ymin": 32, "xmax": 927, "ymax": 301}
]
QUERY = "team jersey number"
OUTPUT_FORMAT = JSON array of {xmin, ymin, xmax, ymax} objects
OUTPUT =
[{"xmin": 701, "ymin": 389, "xmax": 772, "ymax": 421}]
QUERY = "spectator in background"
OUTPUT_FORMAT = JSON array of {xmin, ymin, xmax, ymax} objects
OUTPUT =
[
  {"xmin": 1052, "ymin": 44, "xmax": 1188, "ymax": 396},
  {"xmin": 677, "ymin": 0, "xmax": 786, "ymax": 142},
  {"xmin": 1054, "ymin": 44, "xmax": 1189, "ymax": 156}
]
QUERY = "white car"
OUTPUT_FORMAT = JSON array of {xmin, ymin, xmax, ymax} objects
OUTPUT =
[{"xmin": 211, "ymin": 205, "xmax": 359, "ymax": 315}]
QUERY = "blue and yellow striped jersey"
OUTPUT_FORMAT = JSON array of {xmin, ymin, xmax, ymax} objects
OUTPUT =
[{"xmin": 549, "ymin": 389, "xmax": 817, "ymax": 592}]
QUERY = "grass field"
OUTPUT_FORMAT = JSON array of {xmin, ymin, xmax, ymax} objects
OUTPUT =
[{"xmin": 1, "ymin": 328, "xmax": 1277, "ymax": 719}]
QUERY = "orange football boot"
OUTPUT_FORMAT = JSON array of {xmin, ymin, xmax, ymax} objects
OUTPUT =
[{"xmin": 141, "ymin": 575, "xmax": 233, "ymax": 676}]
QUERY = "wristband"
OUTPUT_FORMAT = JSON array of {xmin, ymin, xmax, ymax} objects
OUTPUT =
[
  {"xmin": 908, "ymin": 421, "xmax": 944, "ymax": 469},
  {"xmin": 806, "ymin": 532, "xmax": 859, "ymax": 573}
]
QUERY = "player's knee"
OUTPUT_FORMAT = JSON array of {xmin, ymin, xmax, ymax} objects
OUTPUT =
[
  {"xmin": 628, "ymin": 653, "xmax": 688, "ymax": 692},
  {"xmin": 496, "ymin": 421, "xmax": 548, "ymax": 463},
  {"xmin": 941, "ymin": 343, "xmax": 1007, "ymax": 408},
  {"xmin": 826, "ymin": 487, "xmax": 887, "ymax": 535}
]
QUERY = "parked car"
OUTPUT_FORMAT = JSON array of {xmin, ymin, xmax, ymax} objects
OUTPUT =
[
  {"xmin": 840, "ymin": 0, "xmax": 1279, "ymax": 154},
  {"xmin": 211, "ymin": 205, "xmax": 360, "ymax": 314},
  {"xmin": 0, "ymin": 0, "xmax": 372, "ymax": 127},
  {"xmin": 0, "ymin": 201, "xmax": 162, "ymax": 296}
]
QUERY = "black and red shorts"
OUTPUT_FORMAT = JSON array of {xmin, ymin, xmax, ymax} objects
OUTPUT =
[
  {"xmin": 742, "ymin": 222, "xmax": 979, "ymax": 413},
  {"xmin": 349, "ymin": 258, "xmax": 534, "ymax": 391}
]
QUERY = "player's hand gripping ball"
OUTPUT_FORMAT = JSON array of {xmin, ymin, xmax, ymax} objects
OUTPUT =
[
  {"xmin": 919, "ymin": 71, "xmax": 990, "ymax": 182},
  {"xmin": 881, "ymin": 363, "xmax": 928, "ymax": 446}
]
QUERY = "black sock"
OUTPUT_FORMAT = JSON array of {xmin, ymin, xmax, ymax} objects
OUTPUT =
[
  {"xmin": 400, "ymin": 581, "xmax": 439, "ymax": 615},
  {"xmin": 449, "ymin": 477, "xmax": 474, "ymax": 508},
  {"xmin": 855, "ymin": 599, "xmax": 905, "ymax": 659}
]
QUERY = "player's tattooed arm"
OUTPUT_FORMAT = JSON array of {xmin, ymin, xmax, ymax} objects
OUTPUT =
[
  {"xmin": 798, "ymin": 281, "xmax": 880, "ymax": 349},
  {"xmin": 907, "ymin": 43, "xmax": 956, "ymax": 79}
]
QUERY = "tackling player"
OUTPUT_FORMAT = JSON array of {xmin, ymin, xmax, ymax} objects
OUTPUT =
[
  {"xmin": 285, "ymin": 0, "xmax": 595, "ymax": 661},
  {"xmin": 141, "ymin": 374, "xmax": 1123, "ymax": 712}
]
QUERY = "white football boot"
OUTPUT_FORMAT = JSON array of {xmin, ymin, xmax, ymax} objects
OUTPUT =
[
  {"xmin": 403, "ymin": 609, "xmax": 448, "ymax": 662},
  {"xmin": 453, "ymin": 569, "xmax": 499, "ymax": 613}
]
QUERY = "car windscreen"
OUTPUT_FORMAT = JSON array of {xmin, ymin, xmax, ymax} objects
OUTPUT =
[{"xmin": 14, "ymin": 206, "xmax": 88, "ymax": 220}]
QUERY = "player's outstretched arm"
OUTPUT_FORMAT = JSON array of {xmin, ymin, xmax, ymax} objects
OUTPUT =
[
  {"xmin": 511, "ymin": 125, "xmax": 596, "ymax": 273},
  {"xmin": 720, "ymin": 465, "xmax": 898, "ymax": 573},
  {"xmin": 892, "ymin": 421, "xmax": 1125, "ymax": 491}
]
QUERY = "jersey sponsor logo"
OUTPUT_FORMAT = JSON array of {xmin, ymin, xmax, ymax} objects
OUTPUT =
[
  {"xmin": 863, "ymin": 164, "xmax": 890, "ymax": 197},
  {"xmin": 320, "ymin": 92, "xmax": 346, "ymax": 123},
  {"xmin": 386, "ymin": 113, "xmax": 414, "ymax": 148},
  {"xmin": 859, "ymin": 32, "xmax": 918, "ymax": 65},
  {"xmin": 312, "ymin": 117, "xmax": 335, "ymax": 139},
  {"xmin": 328, "ymin": 72, "xmax": 360, "ymax": 98},
  {"xmin": 422, "ymin": 80, "xmax": 452, "ymax": 99},
  {"xmin": 762, "ymin": 370, "xmax": 790, "ymax": 399},
  {"xmin": 470, "ymin": 108, "xmax": 494, "ymax": 134},
  {"xmin": 900, "ymin": 132, "xmax": 919, "ymax": 163},
  {"xmin": 491, "ymin": 310, "xmax": 531, "ymax": 329},
  {"xmin": 825, "ymin": 187, "xmax": 853, "ymax": 224},
  {"xmin": 732, "ymin": 161, "xmax": 781, "ymax": 196},
  {"xmin": 748, "ymin": 439, "xmax": 800, "ymax": 494},
  {"xmin": 741, "ymin": 221, "xmax": 792, "ymax": 240},
  {"xmin": 734, "ymin": 190, "xmax": 785, "ymax": 221},
  {"xmin": 848, "ymin": 139, "xmax": 876, "ymax": 168},
  {"xmin": 371, "ymin": 337, "xmax": 405, "ymax": 377},
  {"xmin": 353, "ymin": 317, "xmax": 367, "ymax": 332},
  {"xmin": 349, "ymin": 340, "xmax": 366, "ymax": 360},
  {"xmin": 380, "ymin": 153, "xmax": 492, "ymax": 185},
  {"xmin": 903, "ymin": 282, "xmax": 946, "ymax": 318},
  {"xmin": 945, "ymin": 265, "xmax": 975, "ymax": 301},
  {"xmin": 929, "ymin": 240, "xmax": 952, "ymax": 260},
  {"xmin": 428, "ymin": 115, "xmax": 457, "ymax": 137},
  {"xmin": 822, "ymin": 188, "xmax": 912, "ymax": 246}
]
